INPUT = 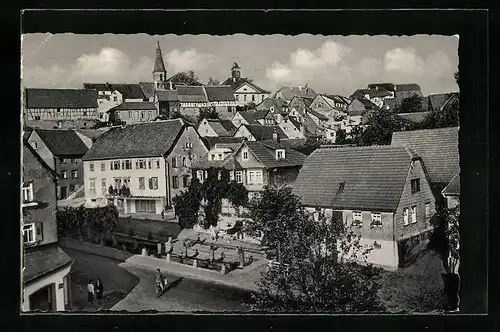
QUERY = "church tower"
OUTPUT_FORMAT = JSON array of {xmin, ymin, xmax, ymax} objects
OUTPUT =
[
  {"xmin": 153, "ymin": 41, "xmax": 167, "ymax": 89},
  {"xmin": 231, "ymin": 62, "xmax": 241, "ymax": 82}
]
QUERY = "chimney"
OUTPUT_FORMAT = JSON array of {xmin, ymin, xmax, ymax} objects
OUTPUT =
[
  {"xmin": 272, "ymin": 127, "xmax": 280, "ymax": 143},
  {"xmin": 376, "ymin": 86, "xmax": 379, "ymax": 90}
]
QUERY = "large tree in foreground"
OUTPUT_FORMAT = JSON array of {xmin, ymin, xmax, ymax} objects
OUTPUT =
[{"xmin": 249, "ymin": 185, "xmax": 385, "ymax": 313}]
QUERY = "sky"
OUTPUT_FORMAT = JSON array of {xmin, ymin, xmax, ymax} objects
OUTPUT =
[{"xmin": 21, "ymin": 33, "xmax": 459, "ymax": 96}]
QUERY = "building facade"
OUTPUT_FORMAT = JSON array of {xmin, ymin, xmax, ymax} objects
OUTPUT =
[
  {"xmin": 108, "ymin": 102, "xmax": 159, "ymax": 124},
  {"xmin": 22, "ymin": 141, "xmax": 73, "ymax": 312},
  {"xmin": 221, "ymin": 63, "xmax": 270, "ymax": 106}
]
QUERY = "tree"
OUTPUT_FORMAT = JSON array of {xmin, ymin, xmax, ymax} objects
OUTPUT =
[
  {"xmin": 417, "ymin": 94, "xmax": 459, "ymax": 130},
  {"xmin": 350, "ymin": 109, "xmax": 406, "ymax": 146},
  {"xmin": 395, "ymin": 94, "xmax": 425, "ymax": 114},
  {"xmin": 335, "ymin": 129, "xmax": 349, "ymax": 144},
  {"xmin": 250, "ymin": 185, "xmax": 385, "ymax": 313},
  {"xmin": 198, "ymin": 107, "xmax": 219, "ymax": 123},
  {"xmin": 235, "ymin": 102, "xmax": 257, "ymax": 112},
  {"xmin": 207, "ymin": 77, "xmax": 220, "ymax": 85},
  {"xmin": 175, "ymin": 71, "xmax": 200, "ymax": 85},
  {"xmin": 293, "ymin": 137, "xmax": 330, "ymax": 156}
]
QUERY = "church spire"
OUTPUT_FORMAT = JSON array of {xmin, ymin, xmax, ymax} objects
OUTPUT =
[{"xmin": 153, "ymin": 41, "xmax": 166, "ymax": 73}]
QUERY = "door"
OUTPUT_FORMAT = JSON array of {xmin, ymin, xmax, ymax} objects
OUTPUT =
[{"xmin": 60, "ymin": 186, "xmax": 67, "ymax": 199}]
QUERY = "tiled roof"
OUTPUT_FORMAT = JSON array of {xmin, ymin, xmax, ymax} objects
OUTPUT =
[
  {"xmin": 245, "ymin": 141, "xmax": 307, "ymax": 168},
  {"xmin": 221, "ymin": 78, "xmax": 270, "ymax": 94},
  {"xmin": 139, "ymin": 82, "xmax": 156, "ymax": 100},
  {"xmin": 26, "ymin": 88, "xmax": 98, "ymax": 109},
  {"xmin": 201, "ymin": 136, "xmax": 245, "ymax": 150},
  {"xmin": 176, "ymin": 86, "xmax": 208, "ymax": 103},
  {"xmin": 428, "ymin": 93, "xmax": 459, "ymax": 112},
  {"xmin": 23, "ymin": 245, "xmax": 73, "ymax": 284},
  {"xmin": 397, "ymin": 112, "xmax": 431, "ymax": 124},
  {"xmin": 442, "ymin": 172, "xmax": 460, "ymax": 196},
  {"xmin": 83, "ymin": 83, "xmax": 146, "ymax": 100},
  {"xmin": 350, "ymin": 89, "xmax": 369, "ymax": 100},
  {"xmin": 206, "ymin": 119, "xmax": 236, "ymax": 137},
  {"xmin": 293, "ymin": 145, "xmax": 421, "ymax": 211},
  {"xmin": 367, "ymin": 88, "xmax": 393, "ymax": 98},
  {"xmin": 82, "ymin": 119, "xmax": 185, "ymax": 160},
  {"xmin": 244, "ymin": 124, "xmax": 287, "ymax": 141},
  {"xmin": 237, "ymin": 111, "xmax": 259, "ymax": 124},
  {"xmin": 395, "ymin": 83, "xmax": 421, "ymax": 92},
  {"xmin": 109, "ymin": 101, "xmax": 157, "ymax": 111},
  {"xmin": 204, "ymin": 86, "xmax": 236, "ymax": 101},
  {"xmin": 307, "ymin": 109, "xmax": 329, "ymax": 121},
  {"xmin": 357, "ymin": 97, "xmax": 379, "ymax": 110},
  {"xmin": 325, "ymin": 94, "xmax": 351, "ymax": 105},
  {"xmin": 23, "ymin": 140, "xmax": 59, "ymax": 179},
  {"xmin": 253, "ymin": 109, "xmax": 271, "ymax": 119},
  {"xmin": 272, "ymin": 86, "xmax": 317, "ymax": 101},
  {"xmin": 35, "ymin": 129, "xmax": 89, "ymax": 157},
  {"xmin": 255, "ymin": 98, "xmax": 288, "ymax": 113},
  {"xmin": 368, "ymin": 83, "xmax": 396, "ymax": 92},
  {"xmin": 155, "ymin": 90, "xmax": 179, "ymax": 102},
  {"xmin": 287, "ymin": 116, "xmax": 301, "ymax": 129},
  {"xmin": 76, "ymin": 128, "xmax": 110, "ymax": 141},
  {"xmin": 219, "ymin": 119, "xmax": 237, "ymax": 132},
  {"xmin": 391, "ymin": 127, "xmax": 459, "ymax": 184},
  {"xmin": 192, "ymin": 143, "xmax": 243, "ymax": 170}
]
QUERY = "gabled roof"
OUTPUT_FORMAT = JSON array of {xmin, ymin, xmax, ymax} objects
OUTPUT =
[
  {"xmin": 176, "ymin": 86, "xmax": 208, "ymax": 103},
  {"xmin": 155, "ymin": 90, "xmax": 179, "ymax": 102},
  {"xmin": 76, "ymin": 128, "xmax": 110, "ymax": 141},
  {"xmin": 293, "ymin": 145, "xmax": 422, "ymax": 211},
  {"xmin": 34, "ymin": 129, "xmax": 89, "ymax": 157},
  {"xmin": 236, "ymin": 111, "xmax": 259, "ymax": 124},
  {"xmin": 23, "ymin": 245, "xmax": 73, "ymax": 284},
  {"xmin": 191, "ymin": 143, "xmax": 243, "ymax": 170},
  {"xmin": 83, "ymin": 83, "xmax": 146, "ymax": 100},
  {"xmin": 255, "ymin": 98, "xmax": 289, "ymax": 113},
  {"xmin": 306, "ymin": 109, "xmax": 329, "ymax": 121},
  {"xmin": 272, "ymin": 86, "xmax": 317, "ymax": 101},
  {"xmin": 25, "ymin": 88, "xmax": 98, "ymax": 109},
  {"xmin": 244, "ymin": 140, "xmax": 307, "ymax": 168},
  {"xmin": 391, "ymin": 127, "xmax": 459, "ymax": 184},
  {"xmin": 428, "ymin": 93, "xmax": 459, "ymax": 112},
  {"xmin": 139, "ymin": 82, "xmax": 156, "ymax": 100},
  {"xmin": 204, "ymin": 85, "xmax": 236, "ymax": 101},
  {"xmin": 219, "ymin": 119, "xmax": 237, "ymax": 132},
  {"xmin": 221, "ymin": 78, "xmax": 270, "ymax": 94},
  {"xmin": 82, "ymin": 119, "xmax": 186, "ymax": 160},
  {"xmin": 395, "ymin": 83, "xmax": 421, "ymax": 92},
  {"xmin": 290, "ymin": 96, "xmax": 314, "ymax": 109},
  {"xmin": 201, "ymin": 136, "xmax": 245, "ymax": 150},
  {"xmin": 253, "ymin": 109, "xmax": 272, "ymax": 120},
  {"xmin": 108, "ymin": 101, "xmax": 157, "ymax": 112},
  {"xmin": 367, "ymin": 87, "xmax": 393, "ymax": 98},
  {"xmin": 357, "ymin": 97, "xmax": 379, "ymax": 110},
  {"xmin": 397, "ymin": 111, "xmax": 432, "ymax": 124},
  {"xmin": 153, "ymin": 41, "xmax": 167, "ymax": 73},
  {"xmin": 243, "ymin": 124, "xmax": 287, "ymax": 141},
  {"xmin": 442, "ymin": 172, "xmax": 460, "ymax": 196},
  {"xmin": 368, "ymin": 83, "xmax": 396, "ymax": 92},
  {"xmin": 325, "ymin": 94, "xmax": 351, "ymax": 105},
  {"xmin": 287, "ymin": 116, "xmax": 302, "ymax": 129},
  {"xmin": 23, "ymin": 140, "xmax": 59, "ymax": 179},
  {"xmin": 350, "ymin": 89, "xmax": 369, "ymax": 100},
  {"xmin": 204, "ymin": 119, "xmax": 237, "ymax": 137}
]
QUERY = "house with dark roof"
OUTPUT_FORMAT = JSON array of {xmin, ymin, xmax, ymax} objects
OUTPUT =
[
  {"xmin": 427, "ymin": 92, "xmax": 459, "ymax": 113},
  {"xmin": 107, "ymin": 101, "xmax": 159, "ymax": 125},
  {"xmin": 288, "ymin": 96, "xmax": 314, "ymax": 122},
  {"xmin": 394, "ymin": 83, "xmax": 423, "ymax": 99},
  {"xmin": 192, "ymin": 137, "xmax": 307, "ymax": 199},
  {"xmin": 201, "ymin": 136, "xmax": 245, "ymax": 150},
  {"xmin": 24, "ymin": 88, "xmax": 99, "ymax": 129},
  {"xmin": 442, "ymin": 172, "xmax": 460, "ymax": 209},
  {"xmin": 271, "ymin": 86, "xmax": 317, "ymax": 102},
  {"xmin": 293, "ymin": 145, "xmax": 436, "ymax": 269},
  {"xmin": 255, "ymin": 97, "xmax": 289, "ymax": 115},
  {"xmin": 397, "ymin": 111, "xmax": 432, "ymax": 127},
  {"xmin": 82, "ymin": 119, "xmax": 208, "ymax": 213},
  {"xmin": 221, "ymin": 63, "xmax": 270, "ymax": 106},
  {"xmin": 276, "ymin": 115, "xmax": 305, "ymax": 139},
  {"xmin": 198, "ymin": 118, "xmax": 237, "ymax": 137},
  {"xmin": 231, "ymin": 110, "xmax": 259, "ymax": 127},
  {"xmin": 22, "ymin": 140, "xmax": 73, "ymax": 311},
  {"xmin": 234, "ymin": 124, "xmax": 288, "ymax": 142},
  {"xmin": 26, "ymin": 129, "xmax": 91, "ymax": 199},
  {"xmin": 391, "ymin": 126, "xmax": 459, "ymax": 207},
  {"xmin": 154, "ymin": 90, "xmax": 181, "ymax": 118}
]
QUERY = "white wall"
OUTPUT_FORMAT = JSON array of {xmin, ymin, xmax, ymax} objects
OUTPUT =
[
  {"xmin": 22, "ymin": 264, "xmax": 71, "ymax": 312},
  {"xmin": 198, "ymin": 120, "xmax": 219, "ymax": 137}
]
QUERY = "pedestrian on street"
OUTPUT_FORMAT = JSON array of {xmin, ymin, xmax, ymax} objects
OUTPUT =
[
  {"xmin": 87, "ymin": 280, "xmax": 95, "ymax": 304},
  {"xmin": 95, "ymin": 277, "xmax": 104, "ymax": 304},
  {"xmin": 161, "ymin": 210, "xmax": 165, "ymax": 220}
]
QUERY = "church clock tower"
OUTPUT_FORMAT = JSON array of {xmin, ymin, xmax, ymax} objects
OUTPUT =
[{"xmin": 153, "ymin": 41, "xmax": 167, "ymax": 89}]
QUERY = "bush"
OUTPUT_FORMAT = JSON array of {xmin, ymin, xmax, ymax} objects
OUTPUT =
[
  {"xmin": 147, "ymin": 231, "xmax": 154, "ymax": 240},
  {"xmin": 128, "ymin": 228, "xmax": 135, "ymax": 238}
]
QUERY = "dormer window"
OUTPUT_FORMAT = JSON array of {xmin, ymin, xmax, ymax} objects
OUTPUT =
[
  {"xmin": 242, "ymin": 149, "xmax": 249, "ymax": 160},
  {"xmin": 276, "ymin": 149, "xmax": 285, "ymax": 160},
  {"xmin": 211, "ymin": 154, "xmax": 216, "ymax": 161}
]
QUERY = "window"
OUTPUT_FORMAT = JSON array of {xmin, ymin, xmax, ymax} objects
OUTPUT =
[
  {"xmin": 235, "ymin": 95, "xmax": 240, "ymax": 101},
  {"xmin": 185, "ymin": 142, "xmax": 193, "ymax": 149},
  {"xmin": 196, "ymin": 170, "xmax": 204, "ymax": 182},
  {"xmin": 113, "ymin": 96, "xmax": 118, "ymax": 102},
  {"xmin": 138, "ymin": 177, "xmax": 145, "ymax": 190},
  {"xmin": 101, "ymin": 162, "xmax": 106, "ymax": 171},
  {"xmin": 136, "ymin": 159, "xmax": 146, "ymax": 169},
  {"xmin": 156, "ymin": 159, "xmax": 161, "ymax": 169},
  {"xmin": 22, "ymin": 183, "xmax": 34, "ymax": 203},
  {"xmin": 230, "ymin": 171, "xmax": 235, "ymax": 181},
  {"xmin": 252, "ymin": 95, "xmax": 255, "ymax": 102},
  {"xmin": 171, "ymin": 157, "xmax": 177, "ymax": 168},
  {"xmin": 35, "ymin": 116, "xmax": 41, "ymax": 120},
  {"xmin": 403, "ymin": 208, "xmax": 409, "ymax": 225},
  {"xmin": 89, "ymin": 178, "xmax": 96, "ymax": 195},
  {"xmin": 370, "ymin": 213, "xmax": 382, "ymax": 228},
  {"xmin": 124, "ymin": 160, "xmax": 132, "ymax": 170},
  {"xmin": 247, "ymin": 170, "xmax": 263, "ymax": 184},
  {"xmin": 276, "ymin": 149, "xmax": 285, "ymax": 160},
  {"xmin": 242, "ymin": 150, "xmax": 249, "ymax": 160},
  {"xmin": 172, "ymin": 176, "xmax": 179, "ymax": 189},
  {"xmin": 183, "ymin": 175, "xmax": 190, "ymax": 187},
  {"xmin": 244, "ymin": 95, "xmax": 247, "ymax": 101},
  {"xmin": 425, "ymin": 202, "xmax": 432, "ymax": 218},
  {"xmin": 411, "ymin": 206, "xmax": 417, "ymax": 224},
  {"xmin": 411, "ymin": 179, "xmax": 421, "ymax": 194},
  {"xmin": 114, "ymin": 178, "xmax": 122, "ymax": 190},
  {"xmin": 32, "ymin": 142, "xmax": 38, "ymax": 150},
  {"xmin": 61, "ymin": 170, "xmax": 67, "ymax": 179},
  {"xmin": 352, "ymin": 211, "xmax": 362, "ymax": 227},
  {"xmin": 182, "ymin": 156, "xmax": 188, "ymax": 167},
  {"xmin": 60, "ymin": 158, "xmax": 66, "ymax": 164},
  {"xmin": 149, "ymin": 177, "xmax": 158, "ymax": 190},
  {"xmin": 89, "ymin": 162, "xmax": 94, "ymax": 171},
  {"xmin": 148, "ymin": 159, "xmax": 152, "ymax": 169},
  {"xmin": 23, "ymin": 224, "xmax": 35, "ymax": 244},
  {"xmin": 217, "ymin": 154, "xmax": 222, "ymax": 160},
  {"xmin": 71, "ymin": 158, "xmax": 77, "ymax": 164},
  {"xmin": 141, "ymin": 111, "xmax": 146, "ymax": 120},
  {"xmin": 101, "ymin": 179, "xmax": 106, "ymax": 195},
  {"xmin": 71, "ymin": 170, "xmax": 78, "ymax": 179},
  {"xmin": 211, "ymin": 154, "xmax": 216, "ymax": 161},
  {"xmin": 235, "ymin": 171, "xmax": 243, "ymax": 183},
  {"xmin": 129, "ymin": 111, "xmax": 132, "ymax": 119},
  {"xmin": 112, "ymin": 160, "xmax": 121, "ymax": 170}
]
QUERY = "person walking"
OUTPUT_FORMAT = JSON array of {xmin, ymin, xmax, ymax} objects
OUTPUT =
[
  {"xmin": 87, "ymin": 280, "xmax": 95, "ymax": 305},
  {"xmin": 95, "ymin": 278, "xmax": 104, "ymax": 304},
  {"xmin": 154, "ymin": 268, "xmax": 166, "ymax": 296}
]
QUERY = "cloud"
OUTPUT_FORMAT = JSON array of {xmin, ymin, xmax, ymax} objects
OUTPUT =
[
  {"xmin": 22, "ymin": 47, "xmax": 214, "ymax": 88},
  {"xmin": 166, "ymin": 48, "xmax": 214, "ymax": 73},
  {"xmin": 384, "ymin": 48, "xmax": 425, "ymax": 76}
]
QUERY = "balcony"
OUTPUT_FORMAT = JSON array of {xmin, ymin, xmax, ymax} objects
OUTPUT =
[{"xmin": 22, "ymin": 183, "xmax": 38, "ymax": 208}]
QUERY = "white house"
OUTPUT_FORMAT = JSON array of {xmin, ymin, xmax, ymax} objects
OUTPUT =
[{"xmin": 221, "ymin": 63, "xmax": 270, "ymax": 106}]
